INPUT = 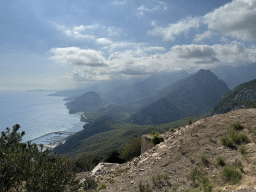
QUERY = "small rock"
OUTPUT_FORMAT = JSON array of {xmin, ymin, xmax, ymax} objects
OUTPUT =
[{"xmin": 131, "ymin": 181, "xmax": 135, "ymax": 184}]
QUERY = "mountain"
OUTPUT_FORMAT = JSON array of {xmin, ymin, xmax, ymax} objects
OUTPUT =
[
  {"xmin": 129, "ymin": 69, "xmax": 230, "ymax": 125},
  {"xmin": 210, "ymin": 78, "xmax": 256, "ymax": 115},
  {"xmin": 211, "ymin": 62, "xmax": 256, "ymax": 89},
  {"xmin": 65, "ymin": 91, "xmax": 104, "ymax": 114},
  {"xmin": 102, "ymin": 70, "xmax": 189, "ymax": 104},
  {"xmin": 129, "ymin": 97, "xmax": 181, "ymax": 125}
]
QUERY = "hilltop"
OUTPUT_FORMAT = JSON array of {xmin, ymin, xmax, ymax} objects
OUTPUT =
[{"xmin": 76, "ymin": 108, "xmax": 256, "ymax": 192}]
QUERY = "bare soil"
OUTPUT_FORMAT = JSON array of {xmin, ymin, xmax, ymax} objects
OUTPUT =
[{"xmin": 76, "ymin": 108, "xmax": 256, "ymax": 192}]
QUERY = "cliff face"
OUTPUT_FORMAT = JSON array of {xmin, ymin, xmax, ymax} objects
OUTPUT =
[
  {"xmin": 65, "ymin": 91, "xmax": 104, "ymax": 114},
  {"xmin": 129, "ymin": 69, "xmax": 230, "ymax": 125}
]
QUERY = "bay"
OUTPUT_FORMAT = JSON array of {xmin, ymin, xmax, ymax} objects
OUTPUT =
[{"xmin": 0, "ymin": 90, "xmax": 85, "ymax": 143}]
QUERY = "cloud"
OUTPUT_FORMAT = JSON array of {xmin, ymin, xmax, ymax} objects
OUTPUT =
[
  {"xmin": 50, "ymin": 41, "xmax": 256, "ymax": 81},
  {"xmin": 204, "ymin": 0, "xmax": 256, "ymax": 41},
  {"xmin": 96, "ymin": 38, "xmax": 112, "ymax": 45},
  {"xmin": 55, "ymin": 24, "xmax": 97, "ymax": 40},
  {"xmin": 50, "ymin": 47, "xmax": 107, "ymax": 67},
  {"xmin": 112, "ymin": 0, "xmax": 126, "ymax": 6},
  {"xmin": 193, "ymin": 31, "xmax": 212, "ymax": 43},
  {"xmin": 136, "ymin": 1, "xmax": 167, "ymax": 18},
  {"xmin": 144, "ymin": 46, "xmax": 166, "ymax": 52},
  {"xmin": 106, "ymin": 26, "xmax": 122, "ymax": 36},
  {"xmin": 148, "ymin": 16, "xmax": 201, "ymax": 41}
]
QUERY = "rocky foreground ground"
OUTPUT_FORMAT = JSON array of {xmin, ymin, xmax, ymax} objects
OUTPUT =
[{"xmin": 75, "ymin": 108, "xmax": 256, "ymax": 192}]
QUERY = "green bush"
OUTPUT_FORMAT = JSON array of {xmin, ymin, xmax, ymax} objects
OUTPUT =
[
  {"xmin": 121, "ymin": 137, "xmax": 141, "ymax": 162},
  {"xmin": 201, "ymin": 154, "xmax": 208, "ymax": 165},
  {"xmin": 239, "ymin": 133, "xmax": 248, "ymax": 143},
  {"xmin": 83, "ymin": 178, "xmax": 98, "ymax": 190},
  {"xmin": 220, "ymin": 135, "xmax": 234, "ymax": 147},
  {"xmin": 188, "ymin": 167, "xmax": 212, "ymax": 192},
  {"xmin": 170, "ymin": 128, "xmax": 175, "ymax": 133},
  {"xmin": 234, "ymin": 159, "xmax": 244, "ymax": 172},
  {"xmin": 221, "ymin": 166, "xmax": 241, "ymax": 185},
  {"xmin": 104, "ymin": 149, "xmax": 125, "ymax": 164},
  {"xmin": 187, "ymin": 118, "xmax": 193, "ymax": 125},
  {"xmin": 151, "ymin": 131, "xmax": 159, "ymax": 136},
  {"xmin": 250, "ymin": 101, "xmax": 256, "ymax": 108},
  {"xmin": 239, "ymin": 145, "xmax": 246, "ymax": 154},
  {"xmin": 230, "ymin": 121, "xmax": 243, "ymax": 130},
  {"xmin": 98, "ymin": 183, "xmax": 107, "ymax": 191},
  {"xmin": 151, "ymin": 135, "xmax": 164, "ymax": 146},
  {"xmin": 92, "ymin": 154, "xmax": 104, "ymax": 167},
  {"xmin": 216, "ymin": 156, "xmax": 225, "ymax": 166},
  {"xmin": 0, "ymin": 124, "xmax": 81, "ymax": 191}
]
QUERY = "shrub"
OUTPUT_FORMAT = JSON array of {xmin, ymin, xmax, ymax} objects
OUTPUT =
[
  {"xmin": 239, "ymin": 133, "xmax": 248, "ymax": 143},
  {"xmin": 221, "ymin": 166, "xmax": 241, "ymax": 185},
  {"xmin": 250, "ymin": 101, "xmax": 256, "ymax": 108},
  {"xmin": 92, "ymin": 154, "xmax": 104, "ymax": 167},
  {"xmin": 121, "ymin": 137, "xmax": 141, "ymax": 162},
  {"xmin": 188, "ymin": 167, "xmax": 212, "ymax": 192},
  {"xmin": 151, "ymin": 135, "xmax": 164, "ymax": 146},
  {"xmin": 0, "ymin": 124, "xmax": 81, "ymax": 191},
  {"xmin": 201, "ymin": 154, "xmax": 208, "ymax": 165},
  {"xmin": 239, "ymin": 145, "xmax": 246, "ymax": 154},
  {"xmin": 234, "ymin": 159, "xmax": 244, "ymax": 172},
  {"xmin": 216, "ymin": 156, "xmax": 225, "ymax": 166},
  {"xmin": 151, "ymin": 131, "xmax": 159, "ymax": 136},
  {"xmin": 170, "ymin": 128, "xmax": 175, "ymax": 133},
  {"xmin": 98, "ymin": 183, "xmax": 107, "ymax": 191},
  {"xmin": 104, "ymin": 149, "xmax": 125, "ymax": 164},
  {"xmin": 83, "ymin": 178, "xmax": 98, "ymax": 190},
  {"xmin": 76, "ymin": 153, "xmax": 97, "ymax": 172},
  {"xmin": 230, "ymin": 121, "xmax": 243, "ymax": 130},
  {"xmin": 187, "ymin": 118, "xmax": 193, "ymax": 125},
  {"xmin": 220, "ymin": 135, "xmax": 234, "ymax": 147}
]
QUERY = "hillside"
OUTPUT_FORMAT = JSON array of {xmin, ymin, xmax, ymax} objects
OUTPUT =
[
  {"xmin": 76, "ymin": 108, "xmax": 256, "ymax": 192},
  {"xmin": 102, "ymin": 70, "xmax": 189, "ymax": 104},
  {"xmin": 52, "ymin": 113, "xmax": 208, "ymax": 160},
  {"xmin": 129, "ymin": 69, "xmax": 229, "ymax": 125},
  {"xmin": 210, "ymin": 78, "xmax": 256, "ymax": 115},
  {"xmin": 65, "ymin": 91, "xmax": 104, "ymax": 114}
]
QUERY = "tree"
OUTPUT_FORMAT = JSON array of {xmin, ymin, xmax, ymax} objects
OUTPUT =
[
  {"xmin": 104, "ymin": 149, "xmax": 125, "ymax": 164},
  {"xmin": 0, "ymin": 124, "xmax": 82, "ymax": 191},
  {"xmin": 121, "ymin": 137, "xmax": 141, "ymax": 162}
]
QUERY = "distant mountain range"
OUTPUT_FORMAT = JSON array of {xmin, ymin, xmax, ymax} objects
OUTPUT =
[{"xmin": 129, "ymin": 69, "xmax": 230, "ymax": 125}]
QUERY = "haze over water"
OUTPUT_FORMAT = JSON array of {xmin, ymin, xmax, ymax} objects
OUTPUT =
[{"xmin": 0, "ymin": 91, "xmax": 85, "ymax": 142}]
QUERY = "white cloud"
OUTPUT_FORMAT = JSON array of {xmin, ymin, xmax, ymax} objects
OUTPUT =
[
  {"xmin": 112, "ymin": 0, "xmax": 126, "ymax": 6},
  {"xmin": 96, "ymin": 38, "xmax": 112, "ymax": 45},
  {"xmin": 50, "ymin": 41, "xmax": 256, "ymax": 81},
  {"xmin": 136, "ymin": 1, "xmax": 167, "ymax": 18},
  {"xmin": 204, "ymin": 0, "xmax": 256, "ymax": 41},
  {"xmin": 148, "ymin": 16, "xmax": 201, "ymax": 41},
  {"xmin": 144, "ymin": 46, "xmax": 166, "ymax": 52},
  {"xmin": 50, "ymin": 47, "xmax": 107, "ymax": 67},
  {"xmin": 193, "ymin": 31, "xmax": 212, "ymax": 43},
  {"xmin": 106, "ymin": 26, "xmax": 122, "ymax": 36}
]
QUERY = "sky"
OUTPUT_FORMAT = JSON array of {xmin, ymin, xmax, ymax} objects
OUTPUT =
[{"xmin": 0, "ymin": 0, "xmax": 256, "ymax": 91}]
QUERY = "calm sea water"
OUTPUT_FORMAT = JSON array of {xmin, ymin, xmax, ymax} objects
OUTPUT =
[{"xmin": 0, "ymin": 91, "xmax": 85, "ymax": 143}]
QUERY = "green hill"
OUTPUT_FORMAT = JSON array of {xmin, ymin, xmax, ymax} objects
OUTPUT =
[{"xmin": 210, "ymin": 78, "xmax": 256, "ymax": 115}]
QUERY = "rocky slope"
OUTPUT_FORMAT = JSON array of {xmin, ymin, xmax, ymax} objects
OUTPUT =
[{"xmin": 76, "ymin": 108, "xmax": 256, "ymax": 192}]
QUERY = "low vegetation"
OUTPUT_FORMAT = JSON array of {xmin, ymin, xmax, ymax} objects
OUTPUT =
[
  {"xmin": 221, "ymin": 166, "xmax": 241, "ymax": 185},
  {"xmin": 151, "ymin": 131, "xmax": 164, "ymax": 146}
]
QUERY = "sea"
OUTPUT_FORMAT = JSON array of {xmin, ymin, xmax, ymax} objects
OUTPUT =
[{"xmin": 0, "ymin": 90, "xmax": 85, "ymax": 145}]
